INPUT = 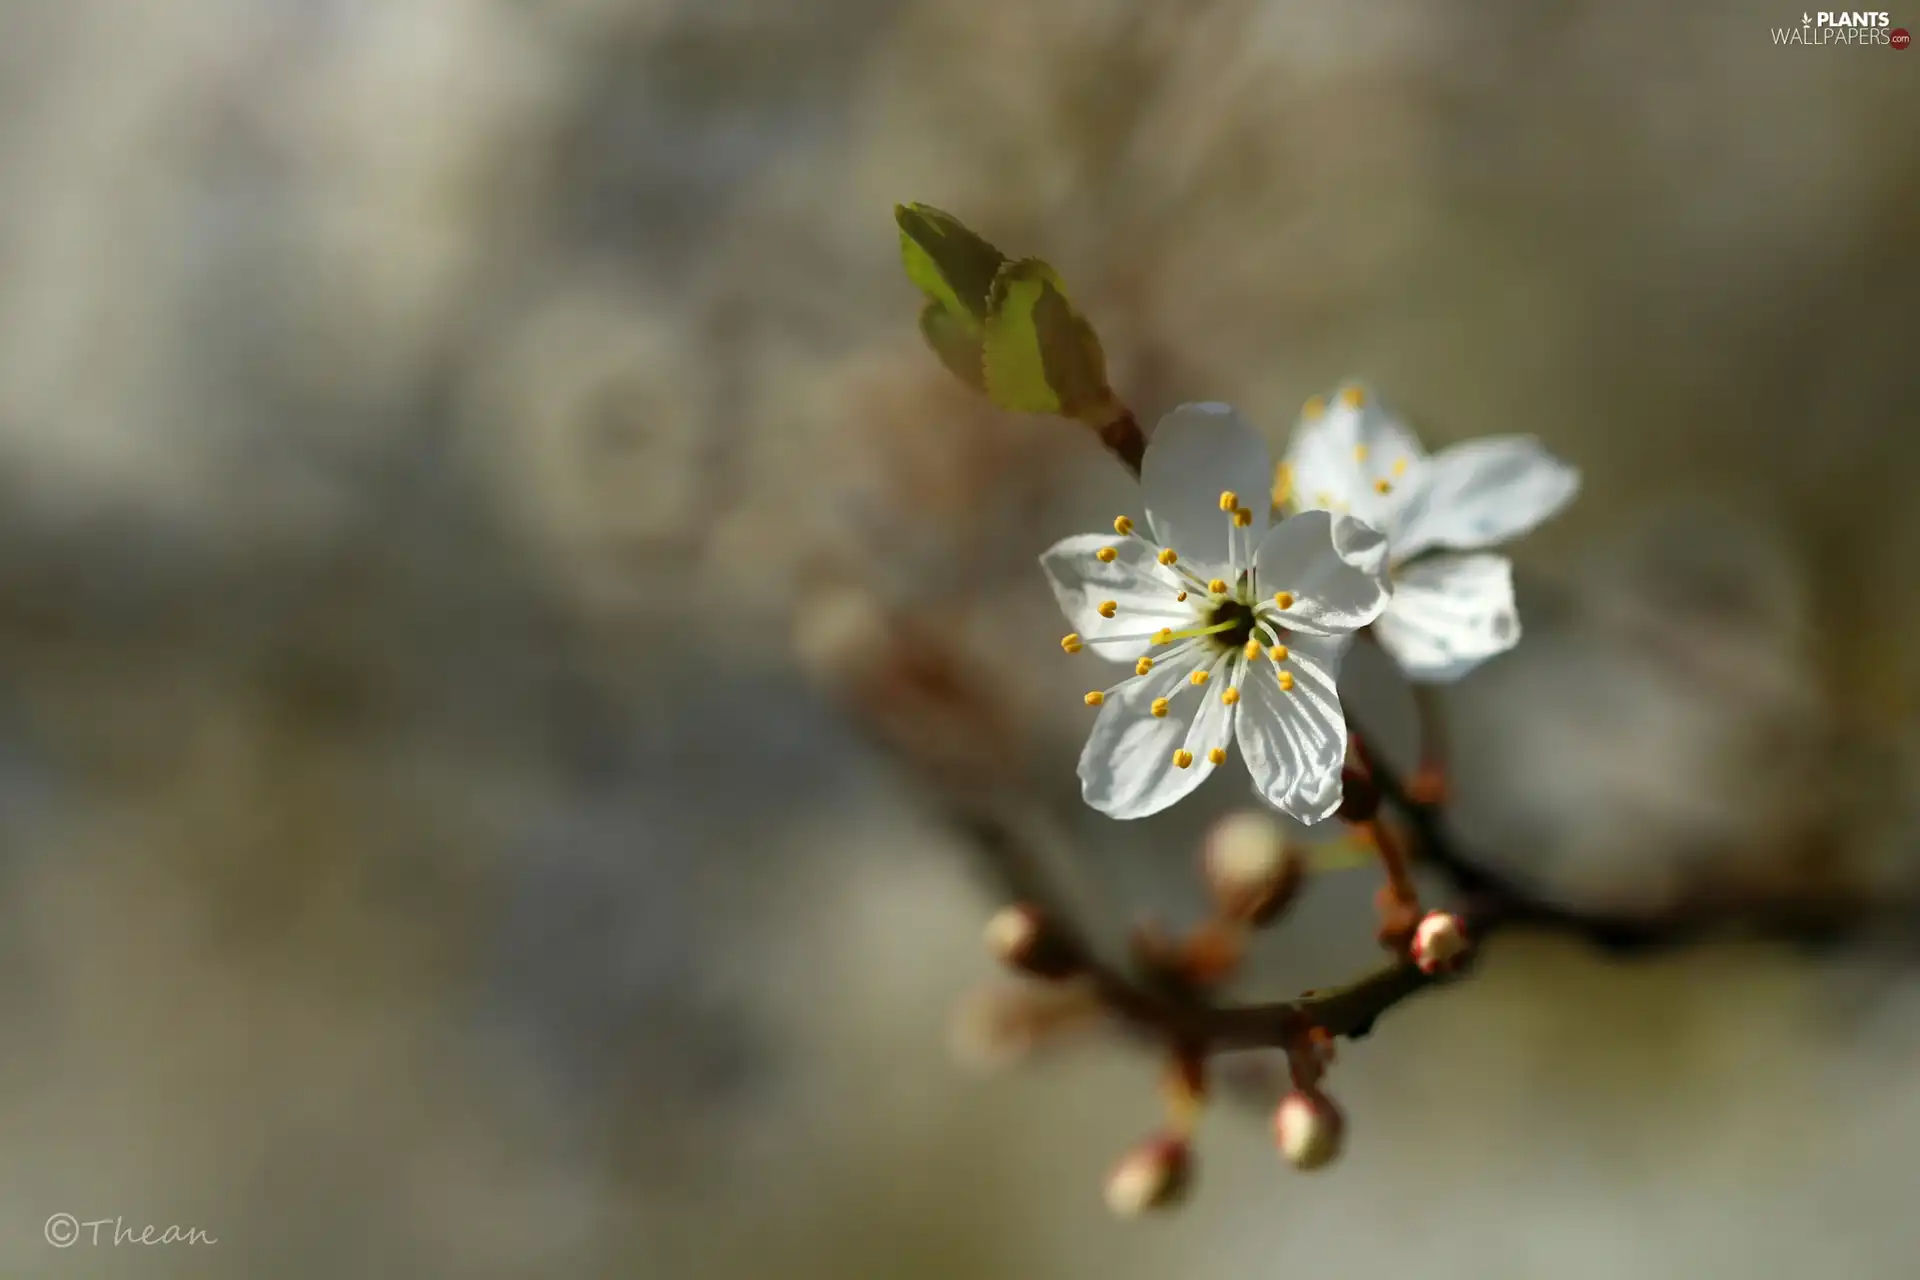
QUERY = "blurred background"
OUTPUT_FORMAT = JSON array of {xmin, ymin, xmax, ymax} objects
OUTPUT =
[{"xmin": 1, "ymin": 0, "xmax": 1917, "ymax": 1274}]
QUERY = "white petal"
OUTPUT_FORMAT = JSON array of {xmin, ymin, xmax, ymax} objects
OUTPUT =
[
  {"xmin": 1141, "ymin": 403, "xmax": 1272, "ymax": 571},
  {"xmin": 1235, "ymin": 634, "xmax": 1348, "ymax": 824},
  {"xmin": 1253, "ymin": 510, "xmax": 1390, "ymax": 637},
  {"xmin": 1389, "ymin": 436, "xmax": 1579, "ymax": 562},
  {"xmin": 1282, "ymin": 385, "xmax": 1427, "ymax": 535},
  {"xmin": 1373, "ymin": 552, "xmax": 1519, "ymax": 683},
  {"xmin": 1079, "ymin": 650, "xmax": 1235, "ymax": 820},
  {"xmin": 1039, "ymin": 533, "xmax": 1191, "ymax": 661}
]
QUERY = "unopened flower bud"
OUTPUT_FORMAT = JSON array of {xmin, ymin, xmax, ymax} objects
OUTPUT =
[
  {"xmin": 1410, "ymin": 910, "xmax": 1469, "ymax": 975},
  {"xmin": 1274, "ymin": 1089, "xmax": 1345, "ymax": 1171},
  {"xmin": 1203, "ymin": 811, "xmax": 1304, "ymax": 925},
  {"xmin": 1104, "ymin": 1134, "xmax": 1192, "ymax": 1216},
  {"xmin": 983, "ymin": 904, "xmax": 1081, "ymax": 980},
  {"xmin": 1337, "ymin": 767, "xmax": 1379, "ymax": 823}
]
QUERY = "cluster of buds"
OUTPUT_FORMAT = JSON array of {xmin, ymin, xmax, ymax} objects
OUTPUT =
[{"xmin": 949, "ymin": 796, "xmax": 1482, "ymax": 1217}]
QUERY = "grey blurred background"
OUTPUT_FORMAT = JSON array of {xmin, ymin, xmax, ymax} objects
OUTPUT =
[{"xmin": 1, "ymin": 0, "xmax": 1917, "ymax": 1275}]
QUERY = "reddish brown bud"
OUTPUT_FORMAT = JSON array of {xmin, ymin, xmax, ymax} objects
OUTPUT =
[
  {"xmin": 1202, "ymin": 811, "xmax": 1305, "ymax": 925},
  {"xmin": 1273, "ymin": 1089, "xmax": 1345, "ymax": 1171},
  {"xmin": 1410, "ymin": 910, "xmax": 1470, "ymax": 975},
  {"xmin": 1105, "ymin": 1133, "xmax": 1193, "ymax": 1216},
  {"xmin": 983, "ymin": 904, "xmax": 1081, "ymax": 979}
]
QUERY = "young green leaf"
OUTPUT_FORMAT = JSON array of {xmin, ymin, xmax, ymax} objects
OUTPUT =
[
  {"xmin": 917, "ymin": 300, "xmax": 987, "ymax": 391},
  {"xmin": 895, "ymin": 204, "xmax": 1006, "ymax": 329},
  {"xmin": 981, "ymin": 258, "xmax": 1112, "ymax": 419}
]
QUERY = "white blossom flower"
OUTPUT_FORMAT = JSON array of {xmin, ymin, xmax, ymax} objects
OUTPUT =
[
  {"xmin": 1042, "ymin": 403, "xmax": 1390, "ymax": 822},
  {"xmin": 1277, "ymin": 384, "xmax": 1580, "ymax": 683}
]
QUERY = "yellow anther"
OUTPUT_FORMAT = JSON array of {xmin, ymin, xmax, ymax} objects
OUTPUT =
[
  {"xmin": 1150, "ymin": 697, "xmax": 1171, "ymax": 718},
  {"xmin": 1221, "ymin": 687, "xmax": 1241, "ymax": 706},
  {"xmin": 1151, "ymin": 627, "xmax": 1174, "ymax": 646},
  {"xmin": 1172, "ymin": 749, "xmax": 1194, "ymax": 770},
  {"xmin": 1243, "ymin": 638, "xmax": 1263, "ymax": 661},
  {"xmin": 1339, "ymin": 385, "xmax": 1365, "ymax": 408},
  {"xmin": 1096, "ymin": 546, "xmax": 1119, "ymax": 563},
  {"xmin": 1278, "ymin": 670, "xmax": 1295, "ymax": 692},
  {"xmin": 1273, "ymin": 591, "xmax": 1294, "ymax": 608},
  {"xmin": 1175, "ymin": 590, "xmax": 1188, "ymax": 602},
  {"xmin": 1097, "ymin": 599, "xmax": 1118, "ymax": 619},
  {"xmin": 1136, "ymin": 656, "xmax": 1154, "ymax": 677},
  {"xmin": 1114, "ymin": 515, "xmax": 1134, "ymax": 536},
  {"xmin": 1269, "ymin": 644, "xmax": 1289, "ymax": 662},
  {"xmin": 1393, "ymin": 457, "xmax": 1409, "ymax": 477},
  {"xmin": 1189, "ymin": 669, "xmax": 1210, "ymax": 687},
  {"xmin": 1207, "ymin": 578, "xmax": 1229, "ymax": 595},
  {"xmin": 1374, "ymin": 479, "xmax": 1392, "ymax": 495},
  {"xmin": 1084, "ymin": 691, "xmax": 1105, "ymax": 707},
  {"xmin": 1315, "ymin": 491, "xmax": 1334, "ymax": 507},
  {"xmin": 1061, "ymin": 633, "xmax": 1084, "ymax": 654},
  {"xmin": 1157, "ymin": 548, "xmax": 1179, "ymax": 566},
  {"xmin": 1272, "ymin": 462, "xmax": 1294, "ymax": 508},
  {"xmin": 1302, "ymin": 395, "xmax": 1326, "ymax": 420},
  {"xmin": 1207, "ymin": 747, "xmax": 1227, "ymax": 766},
  {"xmin": 1218, "ymin": 490, "xmax": 1239, "ymax": 512},
  {"xmin": 1354, "ymin": 443, "xmax": 1370, "ymax": 463},
  {"xmin": 1232, "ymin": 506, "xmax": 1254, "ymax": 527}
]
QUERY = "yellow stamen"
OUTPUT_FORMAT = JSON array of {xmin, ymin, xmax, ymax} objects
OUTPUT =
[
  {"xmin": 1061, "ymin": 633, "xmax": 1083, "ymax": 654},
  {"xmin": 1207, "ymin": 747, "xmax": 1227, "ymax": 766},
  {"xmin": 1243, "ymin": 638, "xmax": 1262, "ymax": 661},
  {"xmin": 1278, "ymin": 670, "xmax": 1295, "ymax": 692},
  {"xmin": 1272, "ymin": 462, "xmax": 1294, "ymax": 508},
  {"xmin": 1207, "ymin": 578, "xmax": 1229, "ymax": 595},
  {"xmin": 1083, "ymin": 691, "xmax": 1104, "ymax": 707},
  {"xmin": 1218, "ymin": 490, "xmax": 1239, "ymax": 512},
  {"xmin": 1221, "ymin": 687, "xmax": 1241, "ymax": 706},
  {"xmin": 1273, "ymin": 591, "xmax": 1294, "ymax": 608},
  {"xmin": 1113, "ymin": 515, "xmax": 1134, "ymax": 535},
  {"xmin": 1374, "ymin": 479, "xmax": 1392, "ymax": 495},
  {"xmin": 1151, "ymin": 627, "xmax": 1174, "ymax": 646},
  {"xmin": 1302, "ymin": 395, "xmax": 1326, "ymax": 420},
  {"xmin": 1339, "ymin": 385, "xmax": 1365, "ymax": 409},
  {"xmin": 1096, "ymin": 546, "xmax": 1118, "ymax": 563},
  {"xmin": 1172, "ymin": 749, "xmax": 1194, "ymax": 770},
  {"xmin": 1354, "ymin": 444, "xmax": 1369, "ymax": 463},
  {"xmin": 1232, "ymin": 506, "xmax": 1253, "ymax": 527},
  {"xmin": 1189, "ymin": 670, "xmax": 1210, "ymax": 687},
  {"xmin": 1393, "ymin": 457, "xmax": 1409, "ymax": 477},
  {"xmin": 1150, "ymin": 697, "xmax": 1170, "ymax": 718},
  {"xmin": 1157, "ymin": 548, "xmax": 1179, "ymax": 566},
  {"xmin": 1135, "ymin": 656, "xmax": 1154, "ymax": 677},
  {"xmin": 1097, "ymin": 599, "xmax": 1118, "ymax": 619},
  {"xmin": 1269, "ymin": 644, "xmax": 1289, "ymax": 662},
  {"xmin": 1175, "ymin": 590, "xmax": 1188, "ymax": 602}
]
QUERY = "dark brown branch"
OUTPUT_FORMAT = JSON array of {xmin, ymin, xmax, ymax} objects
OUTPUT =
[
  {"xmin": 941, "ymin": 798, "xmax": 1448, "ymax": 1050},
  {"xmin": 1359, "ymin": 738, "xmax": 1879, "ymax": 956}
]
